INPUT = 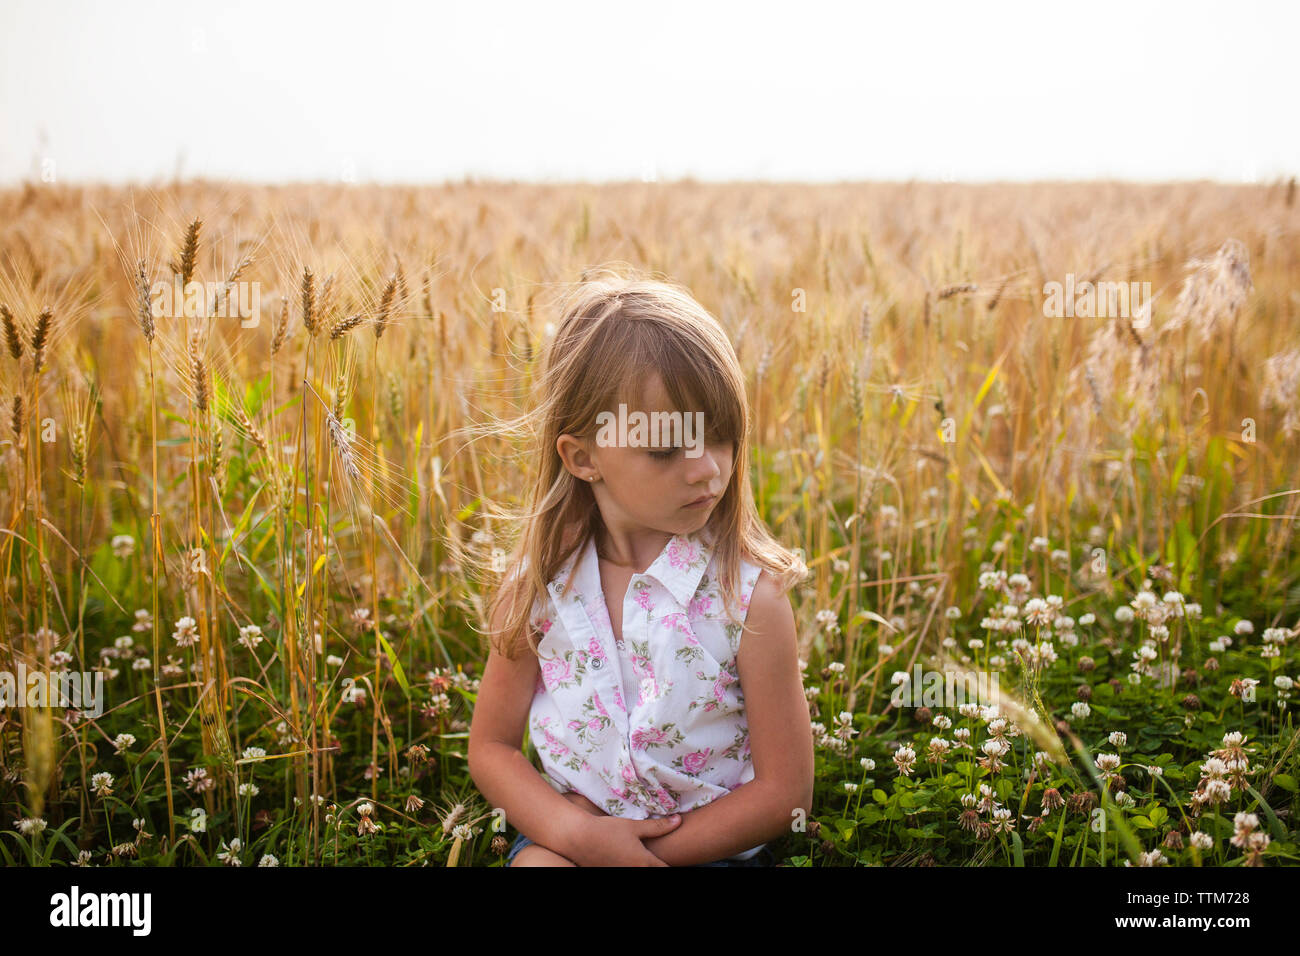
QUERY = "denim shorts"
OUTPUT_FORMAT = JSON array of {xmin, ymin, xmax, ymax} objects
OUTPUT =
[{"xmin": 505, "ymin": 831, "xmax": 776, "ymax": 867}]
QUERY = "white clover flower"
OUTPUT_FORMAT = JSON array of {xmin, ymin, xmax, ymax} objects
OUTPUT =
[
  {"xmin": 91, "ymin": 772, "xmax": 114, "ymax": 797},
  {"xmin": 172, "ymin": 616, "xmax": 199, "ymax": 648},
  {"xmin": 13, "ymin": 817, "xmax": 47, "ymax": 835},
  {"xmin": 1205, "ymin": 779, "xmax": 1231, "ymax": 804},
  {"xmin": 1190, "ymin": 831, "xmax": 1213, "ymax": 850},
  {"xmin": 113, "ymin": 733, "xmax": 137, "ymax": 752},
  {"xmin": 833, "ymin": 712, "xmax": 858, "ymax": 741},
  {"xmin": 1108, "ymin": 731, "xmax": 1127, "ymax": 748},
  {"xmin": 1095, "ymin": 753, "xmax": 1121, "ymax": 772},
  {"xmin": 216, "ymin": 838, "xmax": 243, "ymax": 866},
  {"xmin": 892, "ymin": 745, "xmax": 917, "ymax": 776},
  {"xmin": 945, "ymin": 606, "xmax": 962, "ymax": 620},
  {"xmin": 242, "ymin": 746, "xmax": 267, "ymax": 760},
  {"xmin": 860, "ymin": 757, "xmax": 875, "ymax": 771},
  {"xmin": 1234, "ymin": 620, "xmax": 1254, "ymax": 636},
  {"xmin": 258, "ymin": 854, "xmax": 280, "ymax": 867},
  {"xmin": 843, "ymin": 782, "xmax": 859, "ymax": 794},
  {"xmin": 1114, "ymin": 606, "xmax": 1135, "ymax": 623},
  {"xmin": 1131, "ymin": 591, "xmax": 1157, "ymax": 613},
  {"xmin": 111, "ymin": 534, "xmax": 136, "ymax": 558},
  {"xmin": 1071, "ymin": 701, "xmax": 1091, "ymax": 720},
  {"xmin": 238, "ymin": 782, "xmax": 259, "ymax": 798},
  {"xmin": 1078, "ymin": 613, "xmax": 1095, "ymax": 626}
]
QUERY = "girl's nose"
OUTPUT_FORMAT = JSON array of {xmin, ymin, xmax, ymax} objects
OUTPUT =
[{"xmin": 686, "ymin": 447, "xmax": 722, "ymax": 482}]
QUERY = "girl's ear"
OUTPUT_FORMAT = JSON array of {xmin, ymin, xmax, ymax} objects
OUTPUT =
[{"xmin": 556, "ymin": 433, "xmax": 594, "ymax": 479}]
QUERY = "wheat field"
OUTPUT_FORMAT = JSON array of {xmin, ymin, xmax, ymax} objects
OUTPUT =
[{"xmin": 0, "ymin": 178, "xmax": 1297, "ymax": 866}]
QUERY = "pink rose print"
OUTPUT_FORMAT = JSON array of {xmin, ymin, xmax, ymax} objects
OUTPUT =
[
  {"xmin": 688, "ymin": 594, "xmax": 714, "ymax": 617},
  {"xmin": 654, "ymin": 788, "xmax": 678, "ymax": 812},
  {"xmin": 667, "ymin": 536, "xmax": 699, "ymax": 571},
  {"xmin": 631, "ymin": 726, "xmax": 671, "ymax": 750},
  {"xmin": 631, "ymin": 655, "xmax": 659, "ymax": 703},
  {"xmin": 539, "ymin": 617, "xmax": 553, "ymax": 634},
  {"xmin": 591, "ymin": 690, "xmax": 610, "ymax": 718},
  {"xmin": 536, "ymin": 720, "xmax": 570, "ymax": 757},
  {"xmin": 567, "ymin": 719, "xmax": 584, "ymax": 731},
  {"xmin": 665, "ymin": 613, "xmax": 699, "ymax": 646},
  {"xmin": 682, "ymin": 749, "xmax": 711, "ymax": 774},
  {"xmin": 587, "ymin": 635, "xmax": 606, "ymax": 665},
  {"xmin": 635, "ymin": 588, "xmax": 654, "ymax": 611},
  {"xmin": 621, "ymin": 761, "xmax": 637, "ymax": 785},
  {"xmin": 541, "ymin": 655, "xmax": 573, "ymax": 689},
  {"xmin": 612, "ymin": 683, "xmax": 627, "ymax": 713}
]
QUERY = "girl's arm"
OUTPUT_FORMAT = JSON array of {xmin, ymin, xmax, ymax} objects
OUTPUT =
[
  {"xmin": 641, "ymin": 570, "xmax": 815, "ymax": 865},
  {"xmin": 467, "ymin": 605, "xmax": 594, "ymax": 861}
]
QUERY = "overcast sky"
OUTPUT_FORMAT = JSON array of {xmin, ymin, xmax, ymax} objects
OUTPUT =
[{"xmin": 2, "ymin": 0, "xmax": 1295, "ymax": 184}]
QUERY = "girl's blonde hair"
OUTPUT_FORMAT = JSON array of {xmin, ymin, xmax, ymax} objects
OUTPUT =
[{"xmin": 458, "ymin": 265, "xmax": 807, "ymax": 659}]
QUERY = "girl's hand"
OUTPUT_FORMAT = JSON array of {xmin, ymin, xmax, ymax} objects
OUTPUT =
[{"xmin": 567, "ymin": 813, "xmax": 683, "ymax": 866}]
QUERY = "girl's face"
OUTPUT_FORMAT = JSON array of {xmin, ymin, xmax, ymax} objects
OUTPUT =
[{"xmin": 557, "ymin": 372, "xmax": 734, "ymax": 543}]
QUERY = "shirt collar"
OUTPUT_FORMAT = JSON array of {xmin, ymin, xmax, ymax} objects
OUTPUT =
[{"xmin": 554, "ymin": 527, "xmax": 714, "ymax": 611}]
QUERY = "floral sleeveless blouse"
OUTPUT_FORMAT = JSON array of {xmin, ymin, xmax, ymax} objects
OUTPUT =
[{"xmin": 526, "ymin": 528, "xmax": 767, "ymax": 860}]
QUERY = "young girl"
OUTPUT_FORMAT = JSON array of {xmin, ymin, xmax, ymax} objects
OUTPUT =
[{"xmin": 466, "ymin": 268, "xmax": 813, "ymax": 866}]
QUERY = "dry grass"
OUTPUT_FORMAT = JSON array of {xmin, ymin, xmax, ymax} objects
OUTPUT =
[{"xmin": 0, "ymin": 178, "xmax": 1296, "ymax": 864}]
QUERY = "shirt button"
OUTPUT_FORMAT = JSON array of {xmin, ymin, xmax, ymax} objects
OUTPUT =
[{"xmin": 590, "ymin": 657, "xmax": 603, "ymax": 670}]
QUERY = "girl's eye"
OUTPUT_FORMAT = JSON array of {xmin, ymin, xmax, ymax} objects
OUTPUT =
[{"xmin": 648, "ymin": 447, "xmax": 677, "ymax": 460}]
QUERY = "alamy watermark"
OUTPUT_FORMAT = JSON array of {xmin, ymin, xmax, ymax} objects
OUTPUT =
[
  {"xmin": 890, "ymin": 664, "xmax": 1000, "ymax": 708},
  {"xmin": 595, "ymin": 404, "xmax": 706, "ymax": 458},
  {"xmin": 1043, "ymin": 273, "xmax": 1151, "ymax": 327},
  {"xmin": 0, "ymin": 665, "xmax": 103, "ymax": 718},
  {"xmin": 150, "ymin": 276, "xmax": 261, "ymax": 327},
  {"xmin": 50, "ymin": 886, "xmax": 151, "ymax": 935}
]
